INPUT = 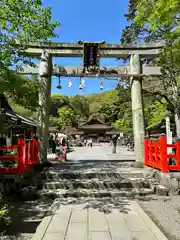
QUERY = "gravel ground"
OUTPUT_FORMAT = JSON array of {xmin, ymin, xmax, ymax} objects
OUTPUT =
[
  {"xmin": 0, "ymin": 195, "xmax": 54, "ymax": 240},
  {"xmin": 138, "ymin": 195, "xmax": 180, "ymax": 240}
]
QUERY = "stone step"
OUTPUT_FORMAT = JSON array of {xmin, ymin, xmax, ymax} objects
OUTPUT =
[
  {"xmin": 43, "ymin": 178, "xmax": 150, "ymax": 190},
  {"xmin": 40, "ymin": 188, "xmax": 153, "ymax": 198},
  {"xmin": 42, "ymin": 170, "xmax": 144, "ymax": 180}
]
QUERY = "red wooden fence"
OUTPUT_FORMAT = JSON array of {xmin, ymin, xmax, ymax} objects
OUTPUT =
[
  {"xmin": 144, "ymin": 135, "xmax": 180, "ymax": 173},
  {"xmin": 0, "ymin": 138, "xmax": 38, "ymax": 175}
]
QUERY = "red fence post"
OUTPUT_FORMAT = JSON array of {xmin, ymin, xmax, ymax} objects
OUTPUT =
[
  {"xmin": 159, "ymin": 134, "xmax": 168, "ymax": 173},
  {"xmin": 144, "ymin": 137, "xmax": 149, "ymax": 166},
  {"xmin": 30, "ymin": 139, "xmax": 33, "ymax": 165},
  {"xmin": 149, "ymin": 139, "xmax": 153, "ymax": 164},
  {"xmin": 154, "ymin": 140, "xmax": 159, "ymax": 169},
  {"xmin": 175, "ymin": 139, "xmax": 180, "ymax": 170},
  {"xmin": 18, "ymin": 138, "xmax": 25, "ymax": 173},
  {"xmin": 33, "ymin": 137, "xmax": 38, "ymax": 164}
]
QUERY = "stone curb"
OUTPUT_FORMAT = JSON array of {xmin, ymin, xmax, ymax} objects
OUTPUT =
[
  {"xmin": 44, "ymin": 171, "xmax": 144, "ymax": 180},
  {"xmin": 31, "ymin": 198, "xmax": 60, "ymax": 240},
  {"xmin": 40, "ymin": 188, "xmax": 153, "ymax": 198},
  {"xmin": 133, "ymin": 201, "xmax": 168, "ymax": 240},
  {"xmin": 43, "ymin": 178, "xmax": 150, "ymax": 190},
  {"xmin": 148, "ymin": 180, "xmax": 169, "ymax": 196}
]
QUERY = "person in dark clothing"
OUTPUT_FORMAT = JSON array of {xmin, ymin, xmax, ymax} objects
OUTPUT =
[
  {"xmin": 51, "ymin": 138, "xmax": 56, "ymax": 154},
  {"xmin": 0, "ymin": 136, "xmax": 6, "ymax": 156},
  {"xmin": 49, "ymin": 135, "xmax": 56, "ymax": 154},
  {"xmin": 112, "ymin": 135, "xmax": 118, "ymax": 153}
]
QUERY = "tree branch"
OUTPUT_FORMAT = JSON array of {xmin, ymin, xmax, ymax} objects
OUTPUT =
[{"xmin": 142, "ymin": 89, "xmax": 175, "ymax": 112}]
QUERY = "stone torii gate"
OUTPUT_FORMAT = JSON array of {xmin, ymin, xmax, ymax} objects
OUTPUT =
[{"xmin": 17, "ymin": 41, "xmax": 164, "ymax": 163}]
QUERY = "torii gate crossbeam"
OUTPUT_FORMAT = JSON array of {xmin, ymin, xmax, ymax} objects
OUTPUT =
[{"xmin": 16, "ymin": 41, "xmax": 164, "ymax": 57}]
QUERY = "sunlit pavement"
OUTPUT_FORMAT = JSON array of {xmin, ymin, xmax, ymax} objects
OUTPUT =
[{"xmin": 38, "ymin": 146, "xmax": 168, "ymax": 240}]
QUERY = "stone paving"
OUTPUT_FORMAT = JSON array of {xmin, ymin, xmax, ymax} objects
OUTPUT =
[
  {"xmin": 36, "ymin": 146, "xmax": 168, "ymax": 240},
  {"xmin": 32, "ymin": 200, "xmax": 167, "ymax": 240},
  {"xmin": 65, "ymin": 144, "xmax": 136, "ymax": 162}
]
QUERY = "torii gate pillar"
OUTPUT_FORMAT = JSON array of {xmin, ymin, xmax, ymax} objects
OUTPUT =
[
  {"xmin": 38, "ymin": 51, "xmax": 52, "ymax": 163},
  {"xmin": 130, "ymin": 54, "xmax": 145, "ymax": 163}
]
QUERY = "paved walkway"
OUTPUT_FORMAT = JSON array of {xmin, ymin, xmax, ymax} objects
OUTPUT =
[
  {"xmin": 32, "ymin": 200, "xmax": 167, "ymax": 240},
  {"xmin": 66, "ymin": 145, "xmax": 136, "ymax": 162},
  {"xmin": 39, "ymin": 146, "xmax": 167, "ymax": 240}
]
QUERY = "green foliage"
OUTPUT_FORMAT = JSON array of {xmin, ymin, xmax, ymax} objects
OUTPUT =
[
  {"xmin": 145, "ymin": 100, "xmax": 167, "ymax": 127},
  {"xmin": 50, "ymin": 94, "xmax": 69, "ymax": 116},
  {"xmin": 69, "ymin": 95, "xmax": 89, "ymax": 117},
  {"xmin": 11, "ymin": 104, "xmax": 33, "ymax": 118},
  {"xmin": 0, "ymin": 1, "xmax": 59, "ymax": 110},
  {"xmin": 7, "ymin": 73, "xmax": 39, "ymax": 110},
  {"xmin": 0, "ymin": 0, "xmax": 60, "ymax": 71},
  {"xmin": 135, "ymin": 0, "xmax": 180, "ymax": 38},
  {"xmin": 134, "ymin": 0, "xmax": 180, "ymax": 74},
  {"xmin": 134, "ymin": 0, "xmax": 180, "ymax": 122},
  {"xmin": 115, "ymin": 117, "xmax": 132, "ymax": 134},
  {"xmin": 120, "ymin": 0, "xmax": 180, "ymax": 135},
  {"xmin": 58, "ymin": 106, "xmax": 76, "ymax": 128},
  {"xmin": 49, "ymin": 116, "xmax": 61, "ymax": 132},
  {"xmin": 48, "ymin": 88, "xmax": 133, "ymax": 132},
  {"xmin": 0, "ymin": 207, "xmax": 7, "ymax": 218}
]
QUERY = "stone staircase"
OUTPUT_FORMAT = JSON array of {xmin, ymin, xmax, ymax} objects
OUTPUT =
[{"xmin": 39, "ymin": 161, "xmax": 154, "ymax": 199}]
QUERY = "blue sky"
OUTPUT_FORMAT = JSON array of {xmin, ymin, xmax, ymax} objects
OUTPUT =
[{"xmin": 42, "ymin": 0, "xmax": 128, "ymax": 96}]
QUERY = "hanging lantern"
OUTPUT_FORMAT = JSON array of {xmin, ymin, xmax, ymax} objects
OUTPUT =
[
  {"xmin": 124, "ymin": 81, "xmax": 127, "ymax": 89},
  {"xmin": 100, "ymin": 80, "xmax": 103, "ymax": 90},
  {"xmin": 117, "ymin": 78, "xmax": 121, "ymax": 87},
  {"xmin": 123, "ymin": 80, "xmax": 130, "ymax": 89},
  {"xmin": 56, "ymin": 76, "xmax": 62, "ymax": 89},
  {"xmin": 82, "ymin": 78, "xmax": 85, "ymax": 87},
  {"xmin": 68, "ymin": 77, "xmax": 72, "ymax": 88},
  {"xmin": 79, "ymin": 78, "xmax": 83, "ymax": 90}
]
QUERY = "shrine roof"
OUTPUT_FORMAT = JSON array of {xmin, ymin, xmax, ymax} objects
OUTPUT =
[
  {"xmin": 79, "ymin": 115, "xmax": 107, "ymax": 127},
  {"xmin": 147, "ymin": 118, "xmax": 175, "ymax": 133},
  {"xmin": 0, "ymin": 94, "xmax": 36, "ymax": 127},
  {"xmin": 79, "ymin": 124, "xmax": 112, "ymax": 130}
]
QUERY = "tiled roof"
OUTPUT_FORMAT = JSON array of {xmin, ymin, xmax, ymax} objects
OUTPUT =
[{"xmin": 79, "ymin": 124, "xmax": 112, "ymax": 130}]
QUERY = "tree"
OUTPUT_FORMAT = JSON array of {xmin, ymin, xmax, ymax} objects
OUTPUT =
[
  {"xmin": 0, "ymin": 0, "xmax": 60, "ymax": 71},
  {"xmin": 135, "ymin": 0, "xmax": 180, "ymax": 46},
  {"xmin": 58, "ymin": 107, "xmax": 76, "ymax": 129},
  {"xmin": 5, "ymin": 72, "xmax": 39, "ymax": 110},
  {"xmin": 115, "ymin": 116, "xmax": 132, "ymax": 135},
  {"xmin": 50, "ymin": 94, "xmax": 69, "ymax": 116},
  {"xmin": 121, "ymin": 0, "xmax": 180, "ymax": 137},
  {"xmin": 49, "ymin": 116, "xmax": 62, "ymax": 132},
  {"xmin": 69, "ymin": 95, "xmax": 89, "ymax": 118},
  {"xmin": 144, "ymin": 99, "xmax": 167, "ymax": 127},
  {"xmin": 134, "ymin": 0, "xmax": 180, "ymax": 136},
  {"xmin": 0, "ymin": 0, "xmax": 60, "ymax": 105},
  {"xmin": 11, "ymin": 104, "xmax": 33, "ymax": 118}
]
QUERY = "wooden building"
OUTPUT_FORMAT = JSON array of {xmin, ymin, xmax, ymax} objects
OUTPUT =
[
  {"xmin": 146, "ymin": 118, "xmax": 175, "ymax": 138},
  {"xmin": 71, "ymin": 115, "xmax": 119, "ymax": 142},
  {"xmin": 0, "ymin": 94, "xmax": 36, "ymax": 144}
]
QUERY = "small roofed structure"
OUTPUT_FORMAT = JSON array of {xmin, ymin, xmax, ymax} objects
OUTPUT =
[
  {"xmin": 0, "ymin": 94, "xmax": 37, "ymax": 144},
  {"xmin": 146, "ymin": 118, "xmax": 175, "ymax": 138},
  {"xmin": 77, "ymin": 115, "xmax": 119, "ymax": 142}
]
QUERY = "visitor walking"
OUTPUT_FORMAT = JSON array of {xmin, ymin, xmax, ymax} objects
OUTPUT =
[
  {"xmin": 89, "ymin": 138, "xmax": 93, "ymax": 147},
  {"xmin": 49, "ymin": 134, "xmax": 56, "ymax": 155},
  {"xmin": 84, "ymin": 139, "xmax": 87, "ymax": 147},
  {"xmin": 112, "ymin": 134, "xmax": 118, "ymax": 153},
  {"xmin": 55, "ymin": 135, "xmax": 67, "ymax": 161},
  {"xmin": 87, "ymin": 138, "xmax": 92, "ymax": 147}
]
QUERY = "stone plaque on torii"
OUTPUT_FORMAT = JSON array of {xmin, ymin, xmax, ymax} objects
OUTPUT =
[{"xmin": 16, "ymin": 41, "xmax": 164, "ymax": 163}]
